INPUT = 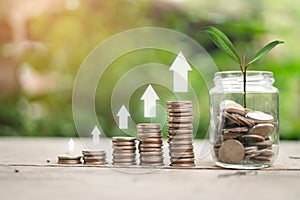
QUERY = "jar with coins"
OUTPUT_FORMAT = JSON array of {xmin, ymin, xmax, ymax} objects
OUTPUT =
[{"xmin": 209, "ymin": 71, "xmax": 279, "ymax": 169}]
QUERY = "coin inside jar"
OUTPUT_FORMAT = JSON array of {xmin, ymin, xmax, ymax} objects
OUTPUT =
[
  {"xmin": 218, "ymin": 139, "xmax": 245, "ymax": 164},
  {"xmin": 249, "ymin": 123, "xmax": 274, "ymax": 138},
  {"xmin": 246, "ymin": 111, "xmax": 274, "ymax": 123}
]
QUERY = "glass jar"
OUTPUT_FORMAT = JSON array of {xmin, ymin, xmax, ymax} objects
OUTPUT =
[{"xmin": 209, "ymin": 71, "xmax": 279, "ymax": 169}]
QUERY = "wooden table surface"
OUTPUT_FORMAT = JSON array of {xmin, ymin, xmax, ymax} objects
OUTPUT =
[{"xmin": 0, "ymin": 137, "xmax": 300, "ymax": 200}]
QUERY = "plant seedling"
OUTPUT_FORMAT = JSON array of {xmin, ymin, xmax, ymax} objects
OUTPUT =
[{"xmin": 201, "ymin": 26, "xmax": 283, "ymax": 108}]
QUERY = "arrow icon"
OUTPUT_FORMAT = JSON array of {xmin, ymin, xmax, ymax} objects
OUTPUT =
[
  {"xmin": 91, "ymin": 126, "xmax": 101, "ymax": 145},
  {"xmin": 141, "ymin": 84, "xmax": 159, "ymax": 118},
  {"xmin": 117, "ymin": 105, "xmax": 130, "ymax": 129},
  {"xmin": 169, "ymin": 52, "xmax": 192, "ymax": 92},
  {"xmin": 68, "ymin": 138, "xmax": 74, "ymax": 152}
]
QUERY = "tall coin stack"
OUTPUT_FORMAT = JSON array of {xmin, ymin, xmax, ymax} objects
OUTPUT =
[
  {"xmin": 167, "ymin": 101, "xmax": 195, "ymax": 167},
  {"xmin": 82, "ymin": 149, "xmax": 107, "ymax": 165},
  {"xmin": 112, "ymin": 137, "xmax": 137, "ymax": 165},
  {"xmin": 137, "ymin": 124, "xmax": 164, "ymax": 166}
]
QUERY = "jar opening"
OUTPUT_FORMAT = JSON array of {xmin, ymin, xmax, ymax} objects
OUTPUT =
[{"xmin": 214, "ymin": 70, "xmax": 274, "ymax": 85}]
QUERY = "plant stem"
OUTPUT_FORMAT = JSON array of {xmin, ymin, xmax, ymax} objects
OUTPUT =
[
  {"xmin": 243, "ymin": 69, "xmax": 246, "ymax": 108},
  {"xmin": 242, "ymin": 55, "xmax": 247, "ymax": 109}
]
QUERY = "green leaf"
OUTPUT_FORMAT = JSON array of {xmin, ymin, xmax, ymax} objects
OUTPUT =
[
  {"xmin": 248, "ymin": 40, "xmax": 284, "ymax": 65},
  {"xmin": 201, "ymin": 26, "xmax": 241, "ymax": 64}
]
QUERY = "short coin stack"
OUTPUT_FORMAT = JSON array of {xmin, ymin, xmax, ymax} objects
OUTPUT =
[
  {"xmin": 215, "ymin": 100, "xmax": 275, "ymax": 164},
  {"xmin": 112, "ymin": 137, "xmax": 137, "ymax": 165},
  {"xmin": 137, "ymin": 124, "xmax": 164, "ymax": 166},
  {"xmin": 82, "ymin": 149, "xmax": 107, "ymax": 165},
  {"xmin": 57, "ymin": 154, "xmax": 82, "ymax": 164},
  {"xmin": 166, "ymin": 101, "xmax": 195, "ymax": 167}
]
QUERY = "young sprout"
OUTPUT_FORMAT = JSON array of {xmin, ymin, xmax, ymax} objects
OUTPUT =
[{"xmin": 201, "ymin": 26, "xmax": 283, "ymax": 108}]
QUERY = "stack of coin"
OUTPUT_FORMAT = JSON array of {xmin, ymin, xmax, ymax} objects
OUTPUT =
[
  {"xmin": 166, "ymin": 101, "xmax": 195, "ymax": 167},
  {"xmin": 214, "ymin": 100, "xmax": 276, "ymax": 164},
  {"xmin": 137, "ymin": 124, "xmax": 164, "ymax": 166},
  {"xmin": 112, "ymin": 137, "xmax": 137, "ymax": 165},
  {"xmin": 57, "ymin": 154, "xmax": 82, "ymax": 164},
  {"xmin": 82, "ymin": 149, "xmax": 107, "ymax": 165}
]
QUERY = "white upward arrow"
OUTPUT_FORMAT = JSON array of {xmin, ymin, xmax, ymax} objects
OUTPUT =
[
  {"xmin": 68, "ymin": 138, "xmax": 74, "ymax": 152},
  {"xmin": 91, "ymin": 126, "xmax": 101, "ymax": 145},
  {"xmin": 117, "ymin": 105, "xmax": 130, "ymax": 129},
  {"xmin": 141, "ymin": 84, "xmax": 159, "ymax": 118},
  {"xmin": 169, "ymin": 52, "xmax": 192, "ymax": 92}
]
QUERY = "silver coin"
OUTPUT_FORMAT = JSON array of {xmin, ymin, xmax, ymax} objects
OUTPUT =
[
  {"xmin": 84, "ymin": 161, "xmax": 107, "ymax": 165},
  {"xmin": 168, "ymin": 139, "xmax": 193, "ymax": 145},
  {"xmin": 250, "ymin": 155, "xmax": 272, "ymax": 162},
  {"xmin": 233, "ymin": 114, "xmax": 255, "ymax": 127},
  {"xmin": 82, "ymin": 152, "xmax": 106, "ymax": 157},
  {"xmin": 168, "ymin": 127, "xmax": 193, "ymax": 132},
  {"xmin": 168, "ymin": 121, "xmax": 193, "ymax": 125},
  {"xmin": 140, "ymin": 162, "xmax": 164, "ymax": 166},
  {"xmin": 169, "ymin": 134, "xmax": 193, "ymax": 140},
  {"xmin": 246, "ymin": 111, "xmax": 274, "ymax": 122},
  {"xmin": 112, "ymin": 136, "xmax": 136, "ymax": 142},
  {"xmin": 168, "ymin": 108, "xmax": 193, "ymax": 113},
  {"xmin": 169, "ymin": 148, "xmax": 194, "ymax": 154},
  {"xmin": 139, "ymin": 134, "xmax": 163, "ymax": 140},
  {"xmin": 140, "ymin": 158, "xmax": 164, "ymax": 163},
  {"xmin": 112, "ymin": 158, "xmax": 136, "ymax": 162},
  {"xmin": 241, "ymin": 134, "xmax": 265, "ymax": 143},
  {"xmin": 220, "ymin": 100, "xmax": 243, "ymax": 110},
  {"xmin": 83, "ymin": 155, "xmax": 106, "ymax": 159},
  {"xmin": 168, "ymin": 116, "xmax": 193, "ymax": 122},
  {"xmin": 245, "ymin": 152, "xmax": 261, "ymax": 159},
  {"xmin": 138, "ymin": 131, "xmax": 162, "ymax": 138},
  {"xmin": 113, "ymin": 151, "xmax": 136, "ymax": 155},
  {"xmin": 168, "ymin": 112, "xmax": 193, "ymax": 117},
  {"xmin": 58, "ymin": 160, "xmax": 82, "ymax": 164},
  {"xmin": 58, "ymin": 154, "xmax": 82, "ymax": 160},
  {"xmin": 169, "ymin": 142, "xmax": 193, "ymax": 148},
  {"xmin": 171, "ymin": 157, "xmax": 195, "ymax": 162},
  {"xmin": 138, "ymin": 147, "xmax": 163, "ymax": 152},
  {"xmin": 138, "ymin": 138, "xmax": 163, "ymax": 143},
  {"xmin": 140, "ymin": 154, "xmax": 164, "ymax": 159},
  {"xmin": 137, "ymin": 123, "xmax": 161, "ymax": 129},
  {"xmin": 82, "ymin": 149, "xmax": 105, "ymax": 154},
  {"xmin": 169, "ymin": 145, "xmax": 194, "ymax": 151},
  {"xmin": 83, "ymin": 158, "xmax": 106, "ymax": 163},
  {"xmin": 168, "ymin": 123, "xmax": 193, "ymax": 129},
  {"xmin": 113, "ymin": 154, "xmax": 136, "ymax": 159},
  {"xmin": 223, "ymin": 127, "xmax": 249, "ymax": 133},
  {"xmin": 168, "ymin": 129, "xmax": 193, "ymax": 135},
  {"xmin": 226, "ymin": 108, "xmax": 247, "ymax": 116},
  {"xmin": 169, "ymin": 152, "xmax": 194, "ymax": 158},
  {"xmin": 140, "ymin": 151, "xmax": 163, "ymax": 156},
  {"xmin": 244, "ymin": 146, "xmax": 258, "ymax": 154},
  {"xmin": 113, "ymin": 146, "xmax": 136, "ymax": 150},
  {"xmin": 218, "ymin": 139, "xmax": 245, "ymax": 164},
  {"xmin": 223, "ymin": 112, "xmax": 242, "ymax": 126},
  {"xmin": 113, "ymin": 162, "xmax": 137, "ymax": 166},
  {"xmin": 250, "ymin": 123, "xmax": 274, "ymax": 138},
  {"xmin": 167, "ymin": 104, "xmax": 192, "ymax": 109},
  {"xmin": 139, "ymin": 143, "xmax": 162, "ymax": 148},
  {"xmin": 113, "ymin": 149, "xmax": 136, "ymax": 153},
  {"xmin": 166, "ymin": 100, "xmax": 192, "ymax": 105},
  {"xmin": 170, "ymin": 163, "xmax": 195, "ymax": 167},
  {"xmin": 138, "ymin": 130, "xmax": 162, "ymax": 134},
  {"xmin": 252, "ymin": 140, "xmax": 273, "ymax": 149},
  {"xmin": 113, "ymin": 141, "xmax": 136, "ymax": 145}
]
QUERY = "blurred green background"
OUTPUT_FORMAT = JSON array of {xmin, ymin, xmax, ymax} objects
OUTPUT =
[{"xmin": 0, "ymin": 0, "xmax": 299, "ymax": 139}]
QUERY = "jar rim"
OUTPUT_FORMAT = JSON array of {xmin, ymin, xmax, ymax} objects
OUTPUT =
[{"xmin": 215, "ymin": 70, "xmax": 273, "ymax": 76}]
